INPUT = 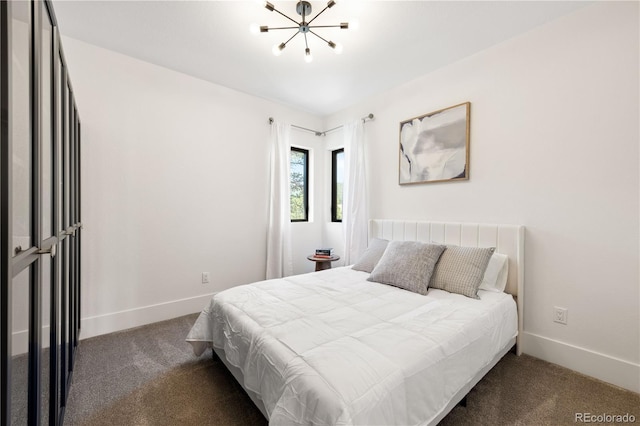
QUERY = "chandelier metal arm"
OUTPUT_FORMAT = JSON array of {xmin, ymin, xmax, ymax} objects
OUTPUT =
[
  {"xmin": 283, "ymin": 31, "xmax": 300, "ymax": 46},
  {"xmin": 265, "ymin": 26, "xmax": 300, "ymax": 31},
  {"xmin": 308, "ymin": 30, "xmax": 330, "ymax": 44},
  {"xmin": 271, "ymin": 7, "xmax": 301, "ymax": 26},
  {"xmin": 307, "ymin": 24, "xmax": 346, "ymax": 29},
  {"xmin": 307, "ymin": 5, "xmax": 330, "ymax": 25}
]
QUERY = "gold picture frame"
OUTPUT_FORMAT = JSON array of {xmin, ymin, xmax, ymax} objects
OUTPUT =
[{"xmin": 399, "ymin": 102, "xmax": 470, "ymax": 185}]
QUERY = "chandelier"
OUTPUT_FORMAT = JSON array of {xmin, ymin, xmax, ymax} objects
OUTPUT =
[{"xmin": 252, "ymin": 1, "xmax": 354, "ymax": 63}]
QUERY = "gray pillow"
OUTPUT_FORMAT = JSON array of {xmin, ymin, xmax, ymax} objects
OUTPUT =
[
  {"xmin": 367, "ymin": 241, "xmax": 445, "ymax": 295},
  {"xmin": 429, "ymin": 246, "xmax": 495, "ymax": 299},
  {"xmin": 352, "ymin": 238, "xmax": 389, "ymax": 273}
]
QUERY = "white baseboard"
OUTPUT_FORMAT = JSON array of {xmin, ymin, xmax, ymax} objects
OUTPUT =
[
  {"xmin": 80, "ymin": 293, "xmax": 215, "ymax": 340},
  {"xmin": 12, "ymin": 330, "xmax": 29, "ymax": 356},
  {"xmin": 521, "ymin": 331, "xmax": 640, "ymax": 393},
  {"xmin": 11, "ymin": 293, "xmax": 215, "ymax": 357},
  {"xmin": 12, "ymin": 326, "xmax": 52, "ymax": 356}
]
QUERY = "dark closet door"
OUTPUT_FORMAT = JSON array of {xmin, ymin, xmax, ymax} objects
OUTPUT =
[
  {"xmin": 40, "ymin": 2, "xmax": 55, "ymax": 423},
  {"xmin": 6, "ymin": 0, "xmax": 40, "ymax": 423},
  {"xmin": 1, "ymin": 1, "xmax": 80, "ymax": 424}
]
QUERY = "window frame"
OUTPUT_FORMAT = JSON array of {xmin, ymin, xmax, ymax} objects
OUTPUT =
[
  {"xmin": 290, "ymin": 146, "xmax": 309, "ymax": 222},
  {"xmin": 331, "ymin": 148, "xmax": 344, "ymax": 223}
]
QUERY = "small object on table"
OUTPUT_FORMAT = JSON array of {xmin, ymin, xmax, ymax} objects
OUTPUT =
[
  {"xmin": 315, "ymin": 248, "xmax": 333, "ymax": 257},
  {"xmin": 307, "ymin": 254, "xmax": 340, "ymax": 272}
]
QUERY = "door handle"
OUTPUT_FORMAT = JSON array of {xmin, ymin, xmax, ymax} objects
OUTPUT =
[{"xmin": 37, "ymin": 244, "xmax": 57, "ymax": 258}]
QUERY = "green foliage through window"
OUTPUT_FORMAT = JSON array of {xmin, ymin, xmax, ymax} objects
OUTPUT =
[
  {"xmin": 291, "ymin": 147, "xmax": 308, "ymax": 221},
  {"xmin": 332, "ymin": 149, "xmax": 344, "ymax": 222}
]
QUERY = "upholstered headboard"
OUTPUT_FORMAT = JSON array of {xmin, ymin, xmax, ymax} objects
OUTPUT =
[{"xmin": 369, "ymin": 219, "xmax": 525, "ymax": 353}]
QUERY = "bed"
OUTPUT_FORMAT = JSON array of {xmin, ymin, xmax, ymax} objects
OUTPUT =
[{"xmin": 187, "ymin": 219, "xmax": 525, "ymax": 425}]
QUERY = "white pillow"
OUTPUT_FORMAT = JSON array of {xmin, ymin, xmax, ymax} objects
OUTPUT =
[
  {"xmin": 478, "ymin": 252, "xmax": 509, "ymax": 292},
  {"xmin": 351, "ymin": 238, "xmax": 389, "ymax": 273}
]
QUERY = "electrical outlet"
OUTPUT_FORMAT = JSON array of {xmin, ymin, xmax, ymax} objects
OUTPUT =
[
  {"xmin": 554, "ymin": 306, "xmax": 568, "ymax": 325},
  {"xmin": 202, "ymin": 272, "xmax": 210, "ymax": 284}
]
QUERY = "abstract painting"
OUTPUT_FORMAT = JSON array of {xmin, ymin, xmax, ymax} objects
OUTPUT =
[{"xmin": 399, "ymin": 102, "xmax": 470, "ymax": 184}]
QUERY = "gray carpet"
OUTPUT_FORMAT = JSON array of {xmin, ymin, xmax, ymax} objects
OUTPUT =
[
  {"xmin": 63, "ymin": 314, "xmax": 639, "ymax": 425},
  {"xmin": 10, "ymin": 347, "xmax": 51, "ymax": 425}
]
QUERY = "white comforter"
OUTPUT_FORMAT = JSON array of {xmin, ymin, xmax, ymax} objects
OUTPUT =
[{"xmin": 187, "ymin": 267, "xmax": 517, "ymax": 425}]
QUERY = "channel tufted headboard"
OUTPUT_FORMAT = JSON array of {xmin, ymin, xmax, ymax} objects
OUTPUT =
[{"xmin": 369, "ymin": 219, "xmax": 525, "ymax": 354}]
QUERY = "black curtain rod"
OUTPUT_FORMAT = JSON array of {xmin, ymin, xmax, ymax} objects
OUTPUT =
[{"xmin": 268, "ymin": 113, "xmax": 374, "ymax": 137}]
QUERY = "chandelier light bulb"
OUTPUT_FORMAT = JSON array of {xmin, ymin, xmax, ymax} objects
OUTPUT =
[
  {"xmin": 349, "ymin": 19, "xmax": 360, "ymax": 31},
  {"xmin": 304, "ymin": 48, "xmax": 313, "ymax": 63},
  {"xmin": 249, "ymin": 23, "xmax": 260, "ymax": 34},
  {"xmin": 273, "ymin": 43, "xmax": 285, "ymax": 56},
  {"xmin": 328, "ymin": 41, "xmax": 343, "ymax": 54}
]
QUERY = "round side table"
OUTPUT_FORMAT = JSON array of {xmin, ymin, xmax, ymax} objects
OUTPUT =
[{"xmin": 307, "ymin": 255, "xmax": 340, "ymax": 272}]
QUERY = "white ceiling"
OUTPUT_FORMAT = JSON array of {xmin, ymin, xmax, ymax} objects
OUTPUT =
[{"xmin": 52, "ymin": 1, "xmax": 589, "ymax": 116}]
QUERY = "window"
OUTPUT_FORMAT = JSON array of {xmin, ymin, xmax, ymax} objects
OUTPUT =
[
  {"xmin": 331, "ymin": 148, "xmax": 344, "ymax": 222},
  {"xmin": 290, "ymin": 147, "xmax": 309, "ymax": 222}
]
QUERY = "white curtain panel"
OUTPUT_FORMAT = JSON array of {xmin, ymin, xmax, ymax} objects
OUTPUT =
[
  {"xmin": 266, "ymin": 121, "xmax": 293, "ymax": 279},
  {"xmin": 343, "ymin": 119, "xmax": 369, "ymax": 265}
]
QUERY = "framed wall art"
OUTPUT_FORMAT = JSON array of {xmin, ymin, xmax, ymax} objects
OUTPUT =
[{"xmin": 399, "ymin": 102, "xmax": 470, "ymax": 185}]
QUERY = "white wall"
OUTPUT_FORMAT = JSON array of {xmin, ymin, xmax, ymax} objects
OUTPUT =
[
  {"xmin": 61, "ymin": 36, "xmax": 322, "ymax": 338},
  {"xmin": 325, "ymin": 2, "xmax": 639, "ymax": 392}
]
